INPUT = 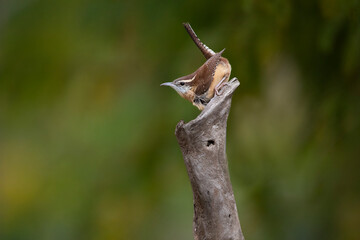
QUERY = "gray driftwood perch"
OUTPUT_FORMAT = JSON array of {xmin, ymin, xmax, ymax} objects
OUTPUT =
[{"xmin": 175, "ymin": 78, "xmax": 244, "ymax": 240}]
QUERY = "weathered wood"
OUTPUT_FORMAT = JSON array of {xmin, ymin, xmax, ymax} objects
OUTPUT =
[{"xmin": 175, "ymin": 78, "xmax": 244, "ymax": 240}]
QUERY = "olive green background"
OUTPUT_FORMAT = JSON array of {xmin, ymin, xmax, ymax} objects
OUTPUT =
[{"xmin": 0, "ymin": 0, "xmax": 359, "ymax": 239}]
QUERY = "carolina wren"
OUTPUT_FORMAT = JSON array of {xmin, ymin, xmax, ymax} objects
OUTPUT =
[{"xmin": 161, "ymin": 23, "xmax": 232, "ymax": 111}]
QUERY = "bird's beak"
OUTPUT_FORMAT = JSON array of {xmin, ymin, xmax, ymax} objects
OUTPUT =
[{"xmin": 160, "ymin": 82, "xmax": 176, "ymax": 88}]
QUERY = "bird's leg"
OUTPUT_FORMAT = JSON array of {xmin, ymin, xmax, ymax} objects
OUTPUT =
[{"xmin": 215, "ymin": 75, "xmax": 230, "ymax": 96}]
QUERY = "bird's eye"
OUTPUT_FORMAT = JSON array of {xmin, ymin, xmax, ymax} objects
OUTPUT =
[{"xmin": 180, "ymin": 82, "xmax": 185, "ymax": 86}]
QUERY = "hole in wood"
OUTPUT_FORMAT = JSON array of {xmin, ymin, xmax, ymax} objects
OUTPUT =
[{"xmin": 206, "ymin": 140, "xmax": 215, "ymax": 147}]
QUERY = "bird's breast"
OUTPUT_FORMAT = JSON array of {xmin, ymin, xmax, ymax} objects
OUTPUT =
[{"xmin": 206, "ymin": 58, "xmax": 231, "ymax": 99}]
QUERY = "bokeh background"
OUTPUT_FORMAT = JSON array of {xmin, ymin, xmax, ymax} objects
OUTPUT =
[{"xmin": 0, "ymin": 0, "xmax": 359, "ymax": 239}]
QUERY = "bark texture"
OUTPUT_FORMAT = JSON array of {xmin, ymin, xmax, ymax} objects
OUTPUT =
[{"xmin": 175, "ymin": 78, "xmax": 244, "ymax": 240}]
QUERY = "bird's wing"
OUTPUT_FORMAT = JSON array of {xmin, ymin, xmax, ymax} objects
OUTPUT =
[{"xmin": 193, "ymin": 49, "xmax": 224, "ymax": 95}]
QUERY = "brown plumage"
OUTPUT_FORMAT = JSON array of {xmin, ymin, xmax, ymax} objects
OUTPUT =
[{"xmin": 161, "ymin": 23, "xmax": 232, "ymax": 110}]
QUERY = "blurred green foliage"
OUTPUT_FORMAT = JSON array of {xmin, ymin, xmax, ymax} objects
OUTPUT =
[{"xmin": 0, "ymin": 0, "xmax": 359, "ymax": 239}]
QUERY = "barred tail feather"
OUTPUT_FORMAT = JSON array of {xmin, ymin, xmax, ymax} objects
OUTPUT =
[{"xmin": 183, "ymin": 23, "xmax": 215, "ymax": 60}]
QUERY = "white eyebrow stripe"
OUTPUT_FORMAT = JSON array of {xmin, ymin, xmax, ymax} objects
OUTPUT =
[
  {"xmin": 180, "ymin": 75, "xmax": 196, "ymax": 83},
  {"xmin": 181, "ymin": 79, "xmax": 193, "ymax": 83}
]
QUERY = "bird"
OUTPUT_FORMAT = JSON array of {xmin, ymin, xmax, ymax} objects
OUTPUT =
[{"xmin": 161, "ymin": 23, "xmax": 232, "ymax": 111}]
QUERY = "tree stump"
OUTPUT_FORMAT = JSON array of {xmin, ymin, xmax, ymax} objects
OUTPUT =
[{"xmin": 175, "ymin": 78, "xmax": 244, "ymax": 240}]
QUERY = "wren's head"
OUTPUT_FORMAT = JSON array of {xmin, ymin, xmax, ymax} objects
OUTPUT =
[{"xmin": 160, "ymin": 73, "xmax": 196, "ymax": 102}]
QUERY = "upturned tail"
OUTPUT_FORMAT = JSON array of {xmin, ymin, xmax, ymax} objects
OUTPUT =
[{"xmin": 183, "ymin": 23, "xmax": 215, "ymax": 60}]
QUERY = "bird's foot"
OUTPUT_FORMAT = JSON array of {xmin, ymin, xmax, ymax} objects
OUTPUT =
[{"xmin": 215, "ymin": 75, "xmax": 230, "ymax": 96}]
